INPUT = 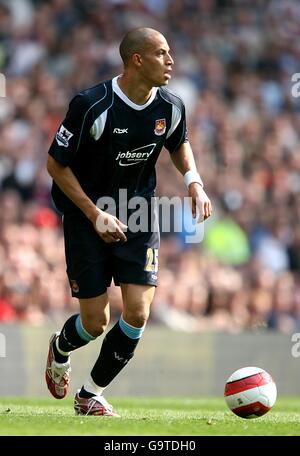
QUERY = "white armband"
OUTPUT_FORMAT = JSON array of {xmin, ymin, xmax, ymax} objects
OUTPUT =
[{"xmin": 183, "ymin": 170, "xmax": 204, "ymax": 189}]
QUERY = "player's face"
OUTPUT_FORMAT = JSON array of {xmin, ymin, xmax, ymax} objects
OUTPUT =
[{"xmin": 140, "ymin": 34, "xmax": 174, "ymax": 87}]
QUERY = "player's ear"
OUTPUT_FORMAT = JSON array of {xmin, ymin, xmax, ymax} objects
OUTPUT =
[{"xmin": 132, "ymin": 53, "xmax": 142, "ymax": 67}]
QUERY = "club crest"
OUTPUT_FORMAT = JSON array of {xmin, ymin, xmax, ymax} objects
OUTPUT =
[
  {"xmin": 154, "ymin": 118, "xmax": 166, "ymax": 136},
  {"xmin": 70, "ymin": 279, "xmax": 79, "ymax": 293}
]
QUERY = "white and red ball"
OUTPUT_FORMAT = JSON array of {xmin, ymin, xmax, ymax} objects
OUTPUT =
[{"xmin": 224, "ymin": 366, "xmax": 277, "ymax": 419}]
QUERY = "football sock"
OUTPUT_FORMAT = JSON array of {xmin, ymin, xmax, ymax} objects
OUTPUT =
[
  {"xmin": 90, "ymin": 315, "xmax": 145, "ymax": 388},
  {"xmin": 79, "ymin": 375, "xmax": 105, "ymax": 398},
  {"xmin": 53, "ymin": 314, "xmax": 96, "ymax": 363}
]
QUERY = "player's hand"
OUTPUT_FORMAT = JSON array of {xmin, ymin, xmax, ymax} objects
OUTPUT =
[
  {"xmin": 93, "ymin": 209, "xmax": 128, "ymax": 243},
  {"xmin": 188, "ymin": 183, "xmax": 212, "ymax": 222}
]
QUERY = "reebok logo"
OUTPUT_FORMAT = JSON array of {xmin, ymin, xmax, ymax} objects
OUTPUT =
[
  {"xmin": 116, "ymin": 143, "xmax": 156, "ymax": 167},
  {"xmin": 113, "ymin": 128, "xmax": 128, "ymax": 134}
]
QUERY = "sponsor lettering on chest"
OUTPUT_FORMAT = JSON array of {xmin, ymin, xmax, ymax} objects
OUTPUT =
[{"xmin": 115, "ymin": 143, "xmax": 156, "ymax": 166}]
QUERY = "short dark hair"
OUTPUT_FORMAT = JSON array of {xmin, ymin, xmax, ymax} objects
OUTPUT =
[{"xmin": 119, "ymin": 27, "xmax": 161, "ymax": 66}]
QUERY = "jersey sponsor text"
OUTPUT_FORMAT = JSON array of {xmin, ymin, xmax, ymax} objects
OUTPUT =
[{"xmin": 115, "ymin": 143, "xmax": 156, "ymax": 166}]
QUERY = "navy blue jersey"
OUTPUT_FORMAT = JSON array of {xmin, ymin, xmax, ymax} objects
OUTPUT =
[{"xmin": 48, "ymin": 76, "xmax": 188, "ymax": 214}]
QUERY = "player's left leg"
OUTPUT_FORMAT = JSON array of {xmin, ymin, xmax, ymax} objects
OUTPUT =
[
  {"xmin": 88, "ymin": 284, "xmax": 155, "ymax": 392},
  {"xmin": 76, "ymin": 219, "xmax": 159, "ymax": 415},
  {"xmin": 74, "ymin": 284, "xmax": 155, "ymax": 417}
]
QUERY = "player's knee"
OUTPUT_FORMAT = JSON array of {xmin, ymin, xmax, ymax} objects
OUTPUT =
[
  {"xmin": 123, "ymin": 309, "xmax": 150, "ymax": 328},
  {"xmin": 81, "ymin": 316, "xmax": 109, "ymax": 338}
]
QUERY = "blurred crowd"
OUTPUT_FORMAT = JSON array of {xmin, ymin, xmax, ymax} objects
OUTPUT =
[{"xmin": 1, "ymin": 0, "xmax": 300, "ymax": 333}]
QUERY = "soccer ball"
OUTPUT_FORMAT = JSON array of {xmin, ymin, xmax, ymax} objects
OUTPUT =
[{"xmin": 224, "ymin": 366, "xmax": 277, "ymax": 419}]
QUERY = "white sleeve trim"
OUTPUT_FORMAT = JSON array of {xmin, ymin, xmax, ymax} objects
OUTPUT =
[
  {"xmin": 166, "ymin": 103, "xmax": 181, "ymax": 139},
  {"xmin": 90, "ymin": 110, "xmax": 108, "ymax": 141}
]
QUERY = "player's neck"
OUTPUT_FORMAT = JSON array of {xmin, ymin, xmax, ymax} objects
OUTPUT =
[{"xmin": 117, "ymin": 74, "xmax": 153, "ymax": 105}]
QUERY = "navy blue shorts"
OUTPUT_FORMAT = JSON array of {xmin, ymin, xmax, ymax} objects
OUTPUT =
[{"xmin": 63, "ymin": 211, "xmax": 160, "ymax": 299}]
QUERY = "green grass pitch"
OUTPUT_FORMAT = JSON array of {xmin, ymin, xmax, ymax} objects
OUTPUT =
[{"xmin": 0, "ymin": 397, "xmax": 300, "ymax": 436}]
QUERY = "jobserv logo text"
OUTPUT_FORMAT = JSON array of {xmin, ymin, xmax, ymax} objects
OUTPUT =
[
  {"xmin": 0, "ymin": 332, "xmax": 6, "ymax": 357},
  {"xmin": 0, "ymin": 73, "xmax": 6, "ymax": 97}
]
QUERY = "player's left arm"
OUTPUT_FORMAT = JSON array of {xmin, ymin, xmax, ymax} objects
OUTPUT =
[{"xmin": 170, "ymin": 141, "xmax": 212, "ymax": 221}]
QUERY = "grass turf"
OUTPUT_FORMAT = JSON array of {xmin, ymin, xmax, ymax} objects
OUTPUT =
[{"xmin": 0, "ymin": 396, "xmax": 299, "ymax": 436}]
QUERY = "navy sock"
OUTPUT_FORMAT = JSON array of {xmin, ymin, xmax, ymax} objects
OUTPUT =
[
  {"xmin": 52, "ymin": 342, "xmax": 69, "ymax": 364},
  {"xmin": 53, "ymin": 314, "xmax": 93, "ymax": 363},
  {"xmin": 79, "ymin": 387, "xmax": 94, "ymax": 399},
  {"xmin": 91, "ymin": 320, "xmax": 141, "ymax": 388}
]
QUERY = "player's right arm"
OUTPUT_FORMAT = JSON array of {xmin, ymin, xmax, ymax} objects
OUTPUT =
[
  {"xmin": 47, "ymin": 157, "xmax": 126, "ymax": 243},
  {"xmin": 47, "ymin": 94, "xmax": 126, "ymax": 243}
]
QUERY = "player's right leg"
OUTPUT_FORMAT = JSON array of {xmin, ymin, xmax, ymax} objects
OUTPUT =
[
  {"xmin": 45, "ymin": 212, "xmax": 112, "ymax": 399},
  {"xmin": 45, "ymin": 293, "xmax": 110, "ymax": 399}
]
